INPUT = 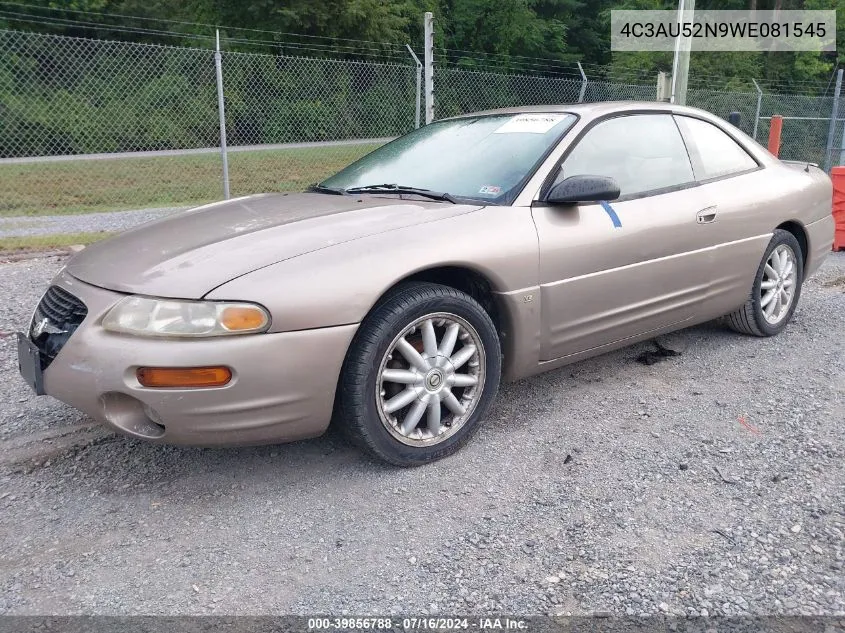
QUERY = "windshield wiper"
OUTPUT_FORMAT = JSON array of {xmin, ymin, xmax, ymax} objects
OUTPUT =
[
  {"xmin": 345, "ymin": 184, "xmax": 457, "ymax": 203},
  {"xmin": 307, "ymin": 183, "xmax": 349, "ymax": 196}
]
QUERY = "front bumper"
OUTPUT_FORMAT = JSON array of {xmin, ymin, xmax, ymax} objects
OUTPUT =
[{"xmin": 30, "ymin": 270, "xmax": 358, "ymax": 446}]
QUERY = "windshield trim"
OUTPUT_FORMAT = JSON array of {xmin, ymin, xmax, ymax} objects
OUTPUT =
[{"xmin": 316, "ymin": 111, "xmax": 580, "ymax": 207}]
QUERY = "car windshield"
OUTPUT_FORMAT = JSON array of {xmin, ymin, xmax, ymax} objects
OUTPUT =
[{"xmin": 319, "ymin": 113, "xmax": 577, "ymax": 203}]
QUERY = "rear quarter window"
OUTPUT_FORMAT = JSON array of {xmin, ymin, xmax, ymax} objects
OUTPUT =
[{"xmin": 675, "ymin": 115, "xmax": 758, "ymax": 181}]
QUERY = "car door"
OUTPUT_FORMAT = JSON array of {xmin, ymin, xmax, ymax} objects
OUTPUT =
[
  {"xmin": 672, "ymin": 114, "xmax": 772, "ymax": 317},
  {"xmin": 531, "ymin": 113, "xmax": 724, "ymax": 361}
]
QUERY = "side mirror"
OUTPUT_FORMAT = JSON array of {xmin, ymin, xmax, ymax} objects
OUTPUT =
[{"xmin": 545, "ymin": 174, "xmax": 620, "ymax": 204}]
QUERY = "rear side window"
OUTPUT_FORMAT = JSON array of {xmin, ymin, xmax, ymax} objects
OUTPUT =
[
  {"xmin": 675, "ymin": 116, "xmax": 758, "ymax": 181},
  {"xmin": 560, "ymin": 114, "xmax": 695, "ymax": 198}
]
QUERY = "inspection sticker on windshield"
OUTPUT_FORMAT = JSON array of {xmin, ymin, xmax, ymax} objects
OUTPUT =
[
  {"xmin": 494, "ymin": 114, "xmax": 567, "ymax": 134},
  {"xmin": 479, "ymin": 185, "xmax": 502, "ymax": 195}
]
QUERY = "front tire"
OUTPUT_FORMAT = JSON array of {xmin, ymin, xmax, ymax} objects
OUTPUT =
[
  {"xmin": 725, "ymin": 229, "xmax": 803, "ymax": 337},
  {"xmin": 338, "ymin": 282, "xmax": 501, "ymax": 466}
]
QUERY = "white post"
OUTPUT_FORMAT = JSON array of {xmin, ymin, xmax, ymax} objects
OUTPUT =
[
  {"xmin": 424, "ymin": 12, "xmax": 434, "ymax": 124},
  {"xmin": 670, "ymin": 0, "xmax": 694, "ymax": 105},
  {"xmin": 656, "ymin": 71, "xmax": 672, "ymax": 102},
  {"xmin": 214, "ymin": 29, "xmax": 230, "ymax": 199},
  {"xmin": 576, "ymin": 62, "xmax": 587, "ymax": 103}
]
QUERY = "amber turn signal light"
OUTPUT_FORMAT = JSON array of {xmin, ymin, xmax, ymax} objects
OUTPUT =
[
  {"xmin": 220, "ymin": 305, "xmax": 268, "ymax": 331},
  {"xmin": 136, "ymin": 366, "xmax": 232, "ymax": 388}
]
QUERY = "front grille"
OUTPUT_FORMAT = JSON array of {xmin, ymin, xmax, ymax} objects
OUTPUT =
[{"xmin": 30, "ymin": 285, "xmax": 88, "ymax": 369}]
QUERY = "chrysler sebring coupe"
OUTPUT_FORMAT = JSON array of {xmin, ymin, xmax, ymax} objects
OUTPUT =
[{"xmin": 18, "ymin": 102, "xmax": 834, "ymax": 465}]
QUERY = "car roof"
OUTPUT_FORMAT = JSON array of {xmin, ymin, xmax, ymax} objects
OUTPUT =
[{"xmin": 445, "ymin": 101, "xmax": 720, "ymax": 121}]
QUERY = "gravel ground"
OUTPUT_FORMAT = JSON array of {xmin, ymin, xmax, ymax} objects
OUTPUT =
[
  {"xmin": 0, "ymin": 208, "xmax": 185, "ymax": 238},
  {"xmin": 0, "ymin": 253, "xmax": 843, "ymax": 616}
]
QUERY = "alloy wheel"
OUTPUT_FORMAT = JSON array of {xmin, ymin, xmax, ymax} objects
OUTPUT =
[
  {"xmin": 760, "ymin": 244, "xmax": 798, "ymax": 325},
  {"xmin": 376, "ymin": 312, "xmax": 485, "ymax": 446}
]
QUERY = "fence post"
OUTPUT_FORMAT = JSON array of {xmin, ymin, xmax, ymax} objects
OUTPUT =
[
  {"xmin": 825, "ymin": 68, "xmax": 843, "ymax": 171},
  {"xmin": 406, "ymin": 44, "xmax": 422, "ymax": 129},
  {"xmin": 577, "ymin": 62, "xmax": 587, "ymax": 103},
  {"xmin": 424, "ymin": 12, "xmax": 434, "ymax": 124},
  {"xmin": 656, "ymin": 72, "xmax": 671, "ymax": 102},
  {"xmin": 751, "ymin": 78, "xmax": 762, "ymax": 140},
  {"xmin": 214, "ymin": 29, "xmax": 230, "ymax": 199}
]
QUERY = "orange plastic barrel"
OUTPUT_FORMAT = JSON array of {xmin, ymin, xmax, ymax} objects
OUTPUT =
[
  {"xmin": 768, "ymin": 115, "xmax": 783, "ymax": 157},
  {"xmin": 832, "ymin": 166, "xmax": 845, "ymax": 251}
]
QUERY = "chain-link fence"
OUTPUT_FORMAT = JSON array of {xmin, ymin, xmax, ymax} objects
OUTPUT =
[
  {"xmin": 583, "ymin": 81, "xmax": 655, "ymax": 102},
  {"xmin": 435, "ymin": 68, "xmax": 583, "ymax": 116},
  {"xmin": 0, "ymin": 29, "xmax": 225, "ymax": 215},
  {"xmin": 220, "ymin": 51, "xmax": 417, "ymax": 197},
  {"xmin": 686, "ymin": 88, "xmax": 759, "ymax": 137},
  {"xmin": 1, "ymin": 27, "xmax": 841, "ymax": 218},
  {"xmin": 754, "ymin": 94, "xmax": 838, "ymax": 169}
]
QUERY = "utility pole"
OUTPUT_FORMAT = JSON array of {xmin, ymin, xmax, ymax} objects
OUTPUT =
[
  {"xmin": 670, "ymin": 0, "xmax": 694, "ymax": 105},
  {"xmin": 424, "ymin": 12, "xmax": 434, "ymax": 124}
]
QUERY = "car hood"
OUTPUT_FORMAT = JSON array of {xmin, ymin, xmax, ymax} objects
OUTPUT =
[{"xmin": 66, "ymin": 193, "xmax": 482, "ymax": 298}]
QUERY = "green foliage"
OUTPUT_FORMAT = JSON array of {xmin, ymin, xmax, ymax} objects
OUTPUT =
[
  {"xmin": 0, "ymin": 32, "xmax": 223, "ymax": 156},
  {"xmin": 3, "ymin": 0, "xmax": 841, "ymax": 90}
]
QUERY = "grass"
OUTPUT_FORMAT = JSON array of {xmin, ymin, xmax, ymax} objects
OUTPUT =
[
  {"xmin": 0, "ymin": 231, "xmax": 116, "ymax": 254},
  {"xmin": 0, "ymin": 143, "xmax": 382, "ymax": 217}
]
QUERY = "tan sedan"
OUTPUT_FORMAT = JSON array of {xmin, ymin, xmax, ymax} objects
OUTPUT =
[{"xmin": 18, "ymin": 102, "xmax": 834, "ymax": 465}]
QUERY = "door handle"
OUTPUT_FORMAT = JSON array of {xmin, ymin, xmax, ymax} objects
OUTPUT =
[{"xmin": 696, "ymin": 206, "xmax": 717, "ymax": 224}]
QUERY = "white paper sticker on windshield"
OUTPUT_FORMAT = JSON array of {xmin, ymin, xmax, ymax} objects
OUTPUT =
[{"xmin": 494, "ymin": 114, "xmax": 567, "ymax": 134}]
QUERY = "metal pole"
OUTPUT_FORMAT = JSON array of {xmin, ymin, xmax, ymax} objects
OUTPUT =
[
  {"xmin": 670, "ymin": 0, "xmax": 694, "ymax": 105},
  {"xmin": 751, "ymin": 78, "xmax": 763, "ymax": 140},
  {"xmin": 406, "ymin": 44, "xmax": 422, "ymax": 129},
  {"xmin": 825, "ymin": 68, "xmax": 843, "ymax": 171},
  {"xmin": 424, "ymin": 12, "xmax": 434, "ymax": 124},
  {"xmin": 577, "ymin": 62, "xmax": 587, "ymax": 103},
  {"xmin": 214, "ymin": 29, "xmax": 230, "ymax": 199},
  {"xmin": 415, "ymin": 66, "xmax": 422, "ymax": 128}
]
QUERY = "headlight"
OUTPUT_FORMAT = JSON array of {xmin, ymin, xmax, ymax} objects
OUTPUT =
[{"xmin": 102, "ymin": 296, "xmax": 270, "ymax": 337}]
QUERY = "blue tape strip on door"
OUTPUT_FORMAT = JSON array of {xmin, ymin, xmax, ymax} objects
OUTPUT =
[{"xmin": 600, "ymin": 200, "xmax": 622, "ymax": 228}]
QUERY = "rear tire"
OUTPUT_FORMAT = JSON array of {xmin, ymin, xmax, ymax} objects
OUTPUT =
[
  {"xmin": 725, "ymin": 229, "xmax": 803, "ymax": 337},
  {"xmin": 337, "ymin": 282, "xmax": 501, "ymax": 466}
]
